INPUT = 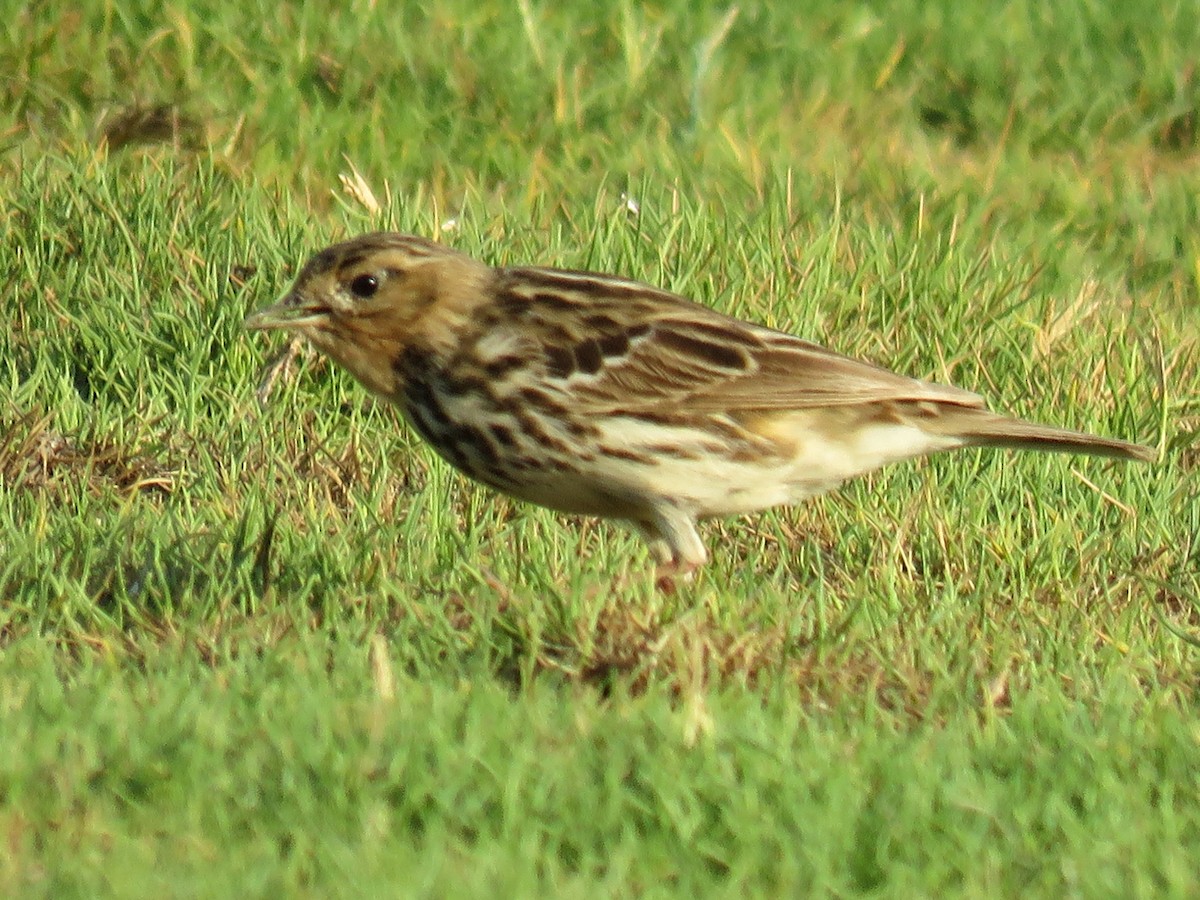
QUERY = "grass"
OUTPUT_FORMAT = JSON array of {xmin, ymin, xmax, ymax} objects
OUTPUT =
[
  {"xmin": 3, "ymin": 0, "xmax": 1200, "ymax": 895},
  {"xmin": 2, "ymin": 641, "xmax": 1196, "ymax": 896}
]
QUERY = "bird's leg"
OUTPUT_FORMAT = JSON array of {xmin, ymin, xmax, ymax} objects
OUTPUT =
[
  {"xmin": 637, "ymin": 506, "xmax": 707, "ymax": 594},
  {"xmin": 628, "ymin": 521, "xmax": 680, "ymax": 593}
]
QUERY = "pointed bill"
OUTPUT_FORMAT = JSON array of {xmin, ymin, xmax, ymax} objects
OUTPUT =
[{"xmin": 243, "ymin": 292, "xmax": 327, "ymax": 332}]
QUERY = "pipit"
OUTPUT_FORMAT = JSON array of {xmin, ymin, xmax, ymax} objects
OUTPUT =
[{"xmin": 245, "ymin": 232, "xmax": 1153, "ymax": 582}]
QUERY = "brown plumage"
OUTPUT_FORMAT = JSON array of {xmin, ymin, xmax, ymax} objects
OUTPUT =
[{"xmin": 245, "ymin": 232, "xmax": 1154, "ymax": 580}]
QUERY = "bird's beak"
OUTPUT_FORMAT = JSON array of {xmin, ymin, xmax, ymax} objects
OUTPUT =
[{"xmin": 243, "ymin": 292, "xmax": 328, "ymax": 332}]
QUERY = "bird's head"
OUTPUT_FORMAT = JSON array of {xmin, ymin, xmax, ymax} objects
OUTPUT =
[{"xmin": 245, "ymin": 232, "xmax": 492, "ymax": 396}]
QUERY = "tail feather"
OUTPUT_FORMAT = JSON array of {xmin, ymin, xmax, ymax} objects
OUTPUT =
[{"xmin": 929, "ymin": 409, "xmax": 1156, "ymax": 463}]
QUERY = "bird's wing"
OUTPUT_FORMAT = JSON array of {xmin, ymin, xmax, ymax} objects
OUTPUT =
[{"xmin": 495, "ymin": 266, "xmax": 985, "ymax": 414}]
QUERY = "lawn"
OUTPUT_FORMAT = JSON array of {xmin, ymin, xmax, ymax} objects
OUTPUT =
[{"xmin": 2, "ymin": 0, "xmax": 1199, "ymax": 895}]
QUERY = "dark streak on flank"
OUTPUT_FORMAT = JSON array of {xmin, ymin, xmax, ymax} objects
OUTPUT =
[
  {"xmin": 396, "ymin": 343, "xmax": 604, "ymax": 473},
  {"xmin": 410, "ymin": 381, "xmax": 453, "ymax": 427},
  {"xmin": 498, "ymin": 393, "xmax": 598, "ymax": 458},
  {"xmin": 612, "ymin": 409, "xmax": 690, "ymax": 427},
  {"xmin": 490, "ymin": 423, "xmax": 518, "ymax": 448},
  {"xmin": 597, "ymin": 444, "xmax": 652, "ymax": 463},
  {"xmin": 561, "ymin": 416, "xmax": 597, "ymax": 439},
  {"xmin": 404, "ymin": 404, "xmax": 439, "ymax": 447},
  {"xmin": 405, "ymin": 382, "xmax": 520, "ymax": 486},
  {"xmin": 518, "ymin": 387, "xmax": 569, "ymax": 417},
  {"xmin": 444, "ymin": 370, "xmax": 493, "ymax": 398},
  {"xmin": 449, "ymin": 422, "xmax": 501, "ymax": 471},
  {"xmin": 482, "ymin": 354, "xmax": 527, "ymax": 379},
  {"xmin": 514, "ymin": 386, "xmax": 596, "ymax": 438},
  {"xmin": 642, "ymin": 443, "xmax": 701, "ymax": 460},
  {"xmin": 408, "ymin": 404, "xmax": 471, "ymax": 472},
  {"xmin": 393, "ymin": 346, "xmax": 427, "ymax": 379}
]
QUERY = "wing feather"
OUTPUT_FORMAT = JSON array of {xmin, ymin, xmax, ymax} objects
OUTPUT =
[{"xmin": 493, "ymin": 266, "xmax": 985, "ymax": 415}]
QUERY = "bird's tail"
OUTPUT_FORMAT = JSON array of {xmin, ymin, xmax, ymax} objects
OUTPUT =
[{"xmin": 928, "ymin": 408, "xmax": 1156, "ymax": 463}]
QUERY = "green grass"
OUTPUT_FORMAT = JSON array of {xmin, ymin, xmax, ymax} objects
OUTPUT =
[
  {"xmin": 2, "ymin": 641, "xmax": 1196, "ymax": 896},
  {"xmin": 3, "ymin": 0, "xmax": 1200, "ymax": 895}
]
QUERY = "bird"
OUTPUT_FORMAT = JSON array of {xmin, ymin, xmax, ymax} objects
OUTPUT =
[{"xmin": 244, "ymin": 232, "xmax": 1154, "ymax": 583}]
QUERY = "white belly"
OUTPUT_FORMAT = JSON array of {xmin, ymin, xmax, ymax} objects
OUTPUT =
[{"xmin": 571, "ymin": 412, "xmax": 965, "ymax": 519}]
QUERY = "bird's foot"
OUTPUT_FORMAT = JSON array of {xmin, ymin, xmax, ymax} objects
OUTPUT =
[{"xmin": 654, "ymin": 559, "xmax": 699, "ymax": 594}]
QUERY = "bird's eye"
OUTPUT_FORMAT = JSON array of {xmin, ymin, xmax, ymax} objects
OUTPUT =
[{"xmin": 349, "ymin": 273, "xmax": 379, "ymax": 298}]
